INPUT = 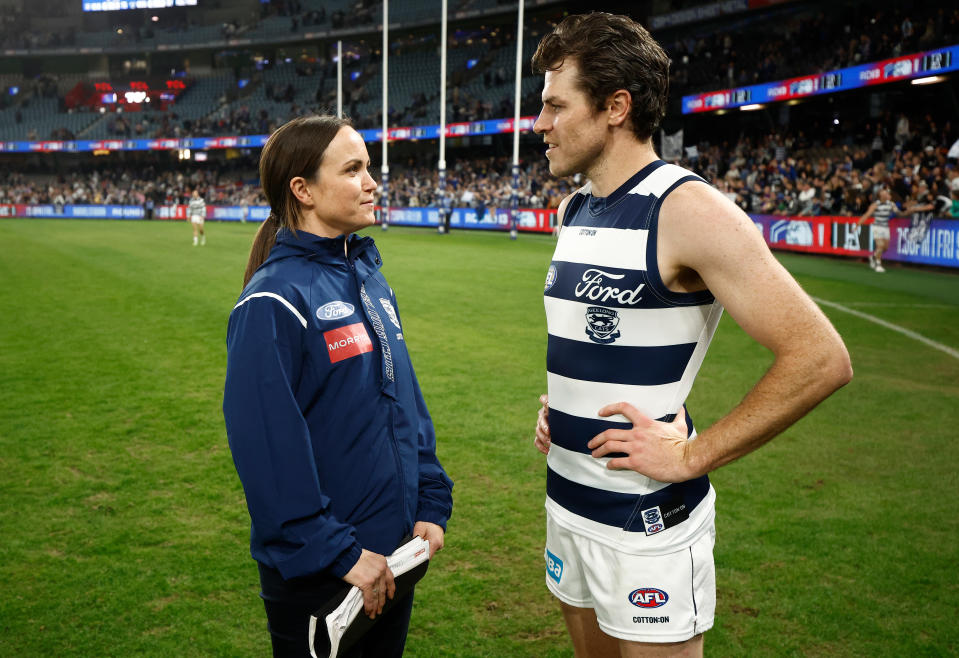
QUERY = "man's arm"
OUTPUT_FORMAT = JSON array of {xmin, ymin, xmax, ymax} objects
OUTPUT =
[
  {"xmin": 533, "ymin": 190, "xmax": 577, "ymax": 454},
  {"xmin": 588, "ymin": 181, "xmax": 852, "ymax": 481}
]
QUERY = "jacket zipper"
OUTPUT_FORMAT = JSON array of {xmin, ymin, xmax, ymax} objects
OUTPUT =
[{"xmin": 348, "ymin": 247, "xmax": 408, "ymax": 528}]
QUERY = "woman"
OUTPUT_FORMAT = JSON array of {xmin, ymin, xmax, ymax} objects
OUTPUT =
[{"xmin": 223, "ymin": 115, "xmax": 453, "ymax": 657}]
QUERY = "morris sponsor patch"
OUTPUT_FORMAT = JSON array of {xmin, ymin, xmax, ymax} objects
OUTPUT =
[{"xmin": 324, "ymin": 322, "xmax": 373, "ymax": 363}]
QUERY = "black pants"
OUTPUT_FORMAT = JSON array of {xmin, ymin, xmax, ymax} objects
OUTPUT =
[{"xmin": 258, "ymin": 562, "xmax": 414, "ymax": 658}]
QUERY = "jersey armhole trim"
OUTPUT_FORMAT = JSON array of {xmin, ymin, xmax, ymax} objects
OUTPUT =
[{"xmin": 643, "ymin": 176, "xmax": 716, "ymax": 307}]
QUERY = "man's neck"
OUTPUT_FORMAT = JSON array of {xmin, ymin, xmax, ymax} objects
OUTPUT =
[{"xmin": 586, "ymin": 138, "xmax": 660, "ymax": 198}]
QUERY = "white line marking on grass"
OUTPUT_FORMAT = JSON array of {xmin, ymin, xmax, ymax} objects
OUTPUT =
[
  {"xmin": 841, "ymin": 302, "xmax": 955, "ymax": 309},
  {"xmin": 813, "ymin": 297, "xmax": 959, "ymax": 361}
]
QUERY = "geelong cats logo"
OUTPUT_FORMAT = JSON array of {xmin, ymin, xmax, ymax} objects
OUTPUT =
[{"xmin": 585, "ymin": 306, "xmax": 621, "ymax": 344}]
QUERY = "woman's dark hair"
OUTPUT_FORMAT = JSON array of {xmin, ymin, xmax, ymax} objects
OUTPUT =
[
  {"xmin": 531, "ymin": 12, "xmax": 670, "ymax": 142},
  {"xmin": 243, "ymin": 115, "xmax": 352, "ymax": 286}
]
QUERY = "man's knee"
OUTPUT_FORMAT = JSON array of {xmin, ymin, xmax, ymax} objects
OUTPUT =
[{"xmin": 619, "ymin": 632, "xmax": 703, "ymax": 658}]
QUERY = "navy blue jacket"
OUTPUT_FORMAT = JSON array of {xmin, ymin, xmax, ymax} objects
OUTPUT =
[{"xmin": 223, "ymin": 228, "xmax": 453, "ymax": 581}]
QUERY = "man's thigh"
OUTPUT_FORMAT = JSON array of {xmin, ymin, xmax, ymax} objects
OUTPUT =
[
  {"xmin": 545, "ymin": 514, "xmax": 716, "ymax": 645},
  {"xmin": 560, "ymin": 603, "xmax": 703, "ymax": 658}
]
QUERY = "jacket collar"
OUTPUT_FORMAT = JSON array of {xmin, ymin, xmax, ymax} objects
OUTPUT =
[{"xmin": 266, "ymin": 228, "xmax": 378, "ymax": 267}]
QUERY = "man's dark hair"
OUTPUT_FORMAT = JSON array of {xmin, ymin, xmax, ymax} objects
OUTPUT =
[{"xmin": 531, "ymin": 12, "xmax": 670, "ymax": 142}]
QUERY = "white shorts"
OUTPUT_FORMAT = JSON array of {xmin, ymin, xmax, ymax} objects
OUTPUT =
[
  {"xmin": 545, "ymin": 512, "xmax": 716, "ymax": 643},
  {"xmin": 873, "ymin": 225, "xmax": 889, "ymax": 241},
  {"xmin": 190, "ymin": 214, "xmax": 204, "ymax": 225}
]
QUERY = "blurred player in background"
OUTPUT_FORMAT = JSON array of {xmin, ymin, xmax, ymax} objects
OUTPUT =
[
  {"xmin": 905, "ymin": 180, "xmax": 936, "ymax": 248},
  {"xmin": 188, "ymin": 188, "xmax": 207, "ymax": 246},
  {"xmin": 857, "ymin": 187, "xmax": 899, "ymax": 272},
  {"xmin": 531, "ymin": 12, "xmax": 852, "ymax": 657}
]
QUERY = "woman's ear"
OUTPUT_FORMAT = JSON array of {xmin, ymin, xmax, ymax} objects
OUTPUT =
[{"xmin": 289, "ymin": 176, "xmax": 314, "ymax": 207}]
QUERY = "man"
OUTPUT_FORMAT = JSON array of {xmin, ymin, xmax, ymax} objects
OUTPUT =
[
  {"xmin": 188, "ymin": 188, "xmax": 207, "ymax": 246},
  {"xmin": 904, "ymin": 181, "xmax": 937, "ymax": 248},
  {"xmin": 530, "ymin": 13, "xmax": 852, "ymax": 657},
  {"xmin": 856, "ymin": 187, "xmax": 899, "ymax": 272}
]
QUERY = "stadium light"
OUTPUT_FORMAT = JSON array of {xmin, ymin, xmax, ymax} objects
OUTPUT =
[
  {"xmin": 911, "ymin": 76, "xmax": 944, "ymax": 85},
  {"xmin": 740, "ymin": 104, "xmax": 764, "ymax": 111}
]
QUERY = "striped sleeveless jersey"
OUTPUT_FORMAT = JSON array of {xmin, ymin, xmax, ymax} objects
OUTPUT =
[
  {"xmin": 872, "ymin": 200, "xmax": 897, "ymax": 228},
  {"xmin": 544, "ymin": 161, "xmax": 722, "ymax": 554}
]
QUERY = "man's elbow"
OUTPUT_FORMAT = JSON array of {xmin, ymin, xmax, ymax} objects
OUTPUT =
[{"xmin": 821, "ymin": 339, "xmax": 853, "ymax": 393}]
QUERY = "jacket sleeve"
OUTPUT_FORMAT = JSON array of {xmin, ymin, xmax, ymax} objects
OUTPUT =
[{"xmin": 223, "ymin": 294, "xmax": 362, "ymax": 580}]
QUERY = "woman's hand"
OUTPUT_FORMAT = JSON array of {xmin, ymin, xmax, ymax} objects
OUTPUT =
[
  {"xmin": 342, "ymin": 549, "xmax": 396, "ymax": 618},
  {"xmin": 413, "ymin": 521, "xmax": 445, "ymax": 559}
]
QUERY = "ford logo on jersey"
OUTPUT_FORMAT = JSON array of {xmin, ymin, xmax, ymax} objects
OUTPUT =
[
  {"xmin": 629, "ymin": 588, "xmax": 669, "ymax": 608},
  {"xmin": 318, "ymin": 301, "xmax": 355, "ymax": 320}
]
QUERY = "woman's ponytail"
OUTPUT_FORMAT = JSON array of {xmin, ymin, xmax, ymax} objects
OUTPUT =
[{"xmin": 242, "ymin": 212, "xmax": 280, "ymax": 287}]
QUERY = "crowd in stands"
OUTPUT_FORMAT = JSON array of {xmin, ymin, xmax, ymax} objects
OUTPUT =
[
  {"xmin": 0, "ymin": 0, "xmax": 75, "ymax": 50},
  {"xmin": 0, "ymin": 164, "xmax": 260, "ymax": 209},
  {"xmin": 684, "ymin": 124, "xmax": 959, "ymax": 220},
  {"xmin": 382, "ymin": 156, "xmax": 573, "ymax": 211},
  {"xmin": 2, "ymin": 1, "xmax": 959, "ymax": 220},
  {"xmin": 0, "ymin": 0, "xmax": 380, "ymax": 51},
  {"xmin": 665, "ymin": 3, "xmax": 959, "ymax": 96},
  {"xmin": 3, "ymin": 107, "xmax": 958, "ymax": 220},
  {"xmin": 4, "ymin": 2, "xmax": 956, "ymax": 143}
]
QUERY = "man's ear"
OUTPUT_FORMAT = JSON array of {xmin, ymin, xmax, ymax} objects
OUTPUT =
[
  {"xmin": 290, "ymin": 176, "xmax": 313, "ymax": 206},
  {"xmin": 606, "ymin": 89, "xmax": 632, "ymax": 128}
]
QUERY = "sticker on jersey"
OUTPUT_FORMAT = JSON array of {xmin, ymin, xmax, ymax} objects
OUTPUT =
[
  {"xmin": 544, "ymin": 264, "xmax": 557, "ymax": 292},
  {"xmin": 585, "ymin": 306, "xmax": 621, "ymax": 344},
  {"xmin": 629, "ymin": 587, "xmax": 669, "ymax": 608},
  {"xmin": 379, "ymin": 298, "xmax": 401, "ymax": 329},
  {"xmin": 324, "ymin": 322, "xmax": 373, "ymax": 363},
  {"xmin": 317, "ymin": 301, "xmax": 355, "ymax": 321},
  {"xmin": 545, "ymin": 549, "xmax": 564, "ymax": 584},
  {"xmin": 641, "ymin": 506, "xmax": 665, "ymax": 536}
]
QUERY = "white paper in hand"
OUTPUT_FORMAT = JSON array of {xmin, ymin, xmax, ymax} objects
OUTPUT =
[{"xmin": 309, "ymin": 536, "xmax": 430, "ymax": 658}]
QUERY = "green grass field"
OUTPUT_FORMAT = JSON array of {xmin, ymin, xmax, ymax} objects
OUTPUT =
[{"xmin": 1, "ymin": 218, "xmax": 957, "ymax": 657}]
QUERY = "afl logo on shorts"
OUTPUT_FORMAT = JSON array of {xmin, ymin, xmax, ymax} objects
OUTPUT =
[
  {"xmin": 544, "ymin": 264, "xmax": 557, "ymax": 292},
  {"xmin": 629, "ymin": 588, "xmax": 669, "ymax": 608}
]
